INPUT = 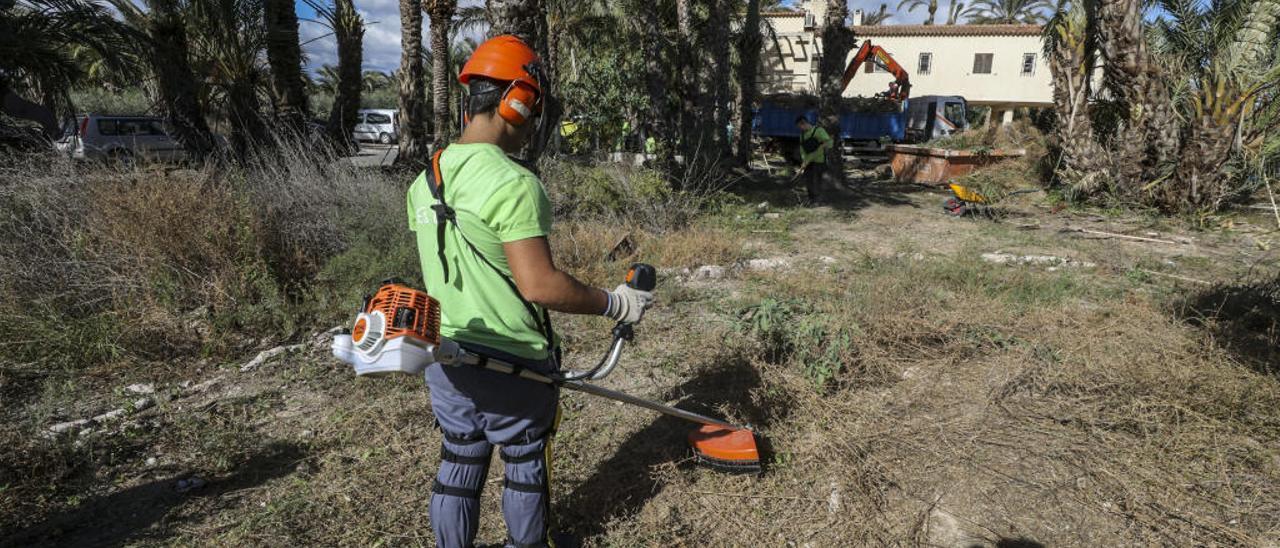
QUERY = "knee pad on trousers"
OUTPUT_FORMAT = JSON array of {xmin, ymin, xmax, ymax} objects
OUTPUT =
[
  {"xmin": 430, "ymin": 432, "xmax": 492, "ymax": 548},
  {"xmin": 499, "ymin": 437, "xmax": 551, "ymax": 547}
]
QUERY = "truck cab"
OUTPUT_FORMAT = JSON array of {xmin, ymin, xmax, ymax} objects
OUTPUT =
[{"xmin": 905, "ymin": 96, "xmax": 968, "ymax": 143}]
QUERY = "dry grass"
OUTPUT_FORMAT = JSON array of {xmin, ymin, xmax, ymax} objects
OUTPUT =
[{"xmin": 4, "ymin": 149, "xmax": 1279, "ymax": 546}]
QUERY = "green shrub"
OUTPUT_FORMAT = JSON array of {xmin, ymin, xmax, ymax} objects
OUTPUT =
[
  {"xmin": 736, "ymin": 297, "xmax": 856, "ymax": 390},
  {"xmin": 0, "ymin": 139, "xmax": 415, "ymax": 372},
  {"xmin": 539, "ymin": 159, "xmax": 724, "ymax": 231},
  {"xmin": 69, "ymin": 88, "xmax": 154, "ymax": 115}
]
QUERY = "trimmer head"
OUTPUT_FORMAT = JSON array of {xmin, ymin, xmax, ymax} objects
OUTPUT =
[{"xmin": 688, "ymin": 425, "xmax": 762, "ymax": 474}]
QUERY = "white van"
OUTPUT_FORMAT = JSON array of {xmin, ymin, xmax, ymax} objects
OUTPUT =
[
  {"xmin": 55, "ymin": 114, "xmax": 186, "ymax": 162},
  {"xmin": 353, "ymin": 109, "xmax": 399, "ymax": 144}
]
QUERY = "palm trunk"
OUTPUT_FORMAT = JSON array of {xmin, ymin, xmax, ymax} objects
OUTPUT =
[
  {"xmin": 264, "ymin": 0, "xmax": 310, "ymax": 138},
  {"xmin": 227, "ymin": 78, "xmax": 266, "ymax": 160},
  {"xmin": 1095, "ymin": 0, "xmax": 1178, "ymax": 197},
  {"xmin": 819, "ymin": 0, "xmax": 854, "ymax": 187},
  {"xmin": 1047, "ymin": 10, "xmax": 1107, "ymax": 196},
  {"xmin": 675, "ymin": 0, "xmax": 700, "ymax": 177},
  {"xmin": 327, "ymin": 0, "xmax": 364, "ymax": 151},
  {"xmin": 147, "ymin": 0, "xmax": 216, "ymax": 161},
  {"xmin": 735, "ymin": 0, "xmax": 762, "ymax": 165},
  {"xmin": 708, "ymin": 0, "xmax": 732, "ymax": 160},
  {"xmin": 486, "ymin": 0, "xmax": 540, "ymax": 42},
  {"xmin": 926, "ymin": 0, "xmax": 938, "ymax": 24},
  {"xmin": 428, "ymin": 1, "xmax": 455, "ymax": 150},
  {"xmin": 486, "ymin": 0, "xmax": 552, "ymax": 160},
  {"xmin": 398, "ymin": 0, "xmax": 428, "ymax": 163},
  {"xmin": 641, "ymin": 0, "xmax": 674, "ymax": 174}
]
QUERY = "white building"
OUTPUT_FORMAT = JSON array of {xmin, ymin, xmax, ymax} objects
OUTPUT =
[{"xmin": 760, "ymin": 3, "xmax": 1053, "ymax": 125}]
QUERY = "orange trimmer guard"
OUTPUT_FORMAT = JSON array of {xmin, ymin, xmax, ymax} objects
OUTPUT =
[{"xmin": 688, "ymin": 425, "xmax": 762, "ymax": 474}]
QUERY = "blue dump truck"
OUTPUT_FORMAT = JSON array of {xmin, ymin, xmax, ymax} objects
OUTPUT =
[{"xmin": 752, "ymin": 94, "xmax": 968, "ymax": 160}]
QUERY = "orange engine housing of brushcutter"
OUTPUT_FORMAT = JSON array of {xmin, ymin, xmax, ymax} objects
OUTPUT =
[{"xmin": 351, "ymin": 281, "xmax": 442, "ymax": 350}]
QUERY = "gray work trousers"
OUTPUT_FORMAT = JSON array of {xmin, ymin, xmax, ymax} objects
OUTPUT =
[{"xmin": 424, "ymin": 343, "xmax": 559, "ymax": 548}]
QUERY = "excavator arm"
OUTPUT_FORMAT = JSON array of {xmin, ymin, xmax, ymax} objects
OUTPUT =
[{"xmin": 837, "ymin": 40, "xmax": 911, "ymax": 102}]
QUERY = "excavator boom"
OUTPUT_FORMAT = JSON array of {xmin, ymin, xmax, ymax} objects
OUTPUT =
[{"xmin": 837, "ymin": 40, "xmax": 911, "ymax": 102}]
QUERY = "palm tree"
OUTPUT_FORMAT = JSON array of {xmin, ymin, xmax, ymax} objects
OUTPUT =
[
  {"xmin": 945, "ymin": 0, "xmax": 973, "ymax": 23},
  {"xmin": 637, "ymin": 0, "xmax": 674, "ymax": 171},
  {"xmin": 1152, "ymin": 0, "xmax": 1278, "ymax": 210},
  {"xmin": 1046, "ymin": 0, "xmax": 1277, "ymax": 213},
  {"xmin": 486, "ymin": 0, "xmax": 540, "ymax": 43},
  {"xmin": 1, "ymin": 0, "xmax": 136, "ymax": 136},
  {"xmin": 1043, "ymin": 6, "xmax": 1106, "ymax": 194},
  {"xmin": 864, "ymin": 3, "xmax": 893, "ymax": 24},
  {"xmin": 426, "ymin": 0, "xmax": 457, "ymax": 149},
  {"xmin": 735, "ymin": 0, "xmax": 763, "ymax": 165},
  {"xmin": 398, "ymin": 0, "xmax": 428, "ymax": 162},
  {"xmin": 111, "ymin": 0, "xmax": 219, "ymax": 160},
  {"xmin": 486, "ymin": 0, "xmax": 550, "ymax": 159},
  {"xmin": 967, "ymin": 0, "xmax": 1054, "ymax": 23},
  {"xmin": 306, "ymin": 0, "xmax": 364, "ymax": 149},
  {"xmin": 314, "ymin": 65, "xmax": 340, "ymax": 95},
  {"xmin": 707, "ymin": 0, "xmax": 734, "ymax": 159},
  {"xmin": 897, "ymin": 0, "xmax": 938, "ymax": 24},
  {"xmin": 186, "ymin": 0, "xmax": 269, "ymax": 159},
  {"xmin": 264, "ymin": 0, "xmax": 310, "ymax": 136},
  {"xmin": 819, "ymin": 0, "xmax": 854, "ymax": 186}
]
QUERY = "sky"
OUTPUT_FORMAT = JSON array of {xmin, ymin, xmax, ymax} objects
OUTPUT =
[
  {"xmin": 293, "ymin": 0, "xmax": 1168, "ymax": 75},
  {"xmin": 294, "ymin": 0, "xmax": 483, "ymax": 74}
]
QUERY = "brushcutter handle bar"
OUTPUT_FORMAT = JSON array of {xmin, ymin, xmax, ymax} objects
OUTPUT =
[{"xmin": 556, "ymin": 263, "xmax": 655, "ymax": 382}]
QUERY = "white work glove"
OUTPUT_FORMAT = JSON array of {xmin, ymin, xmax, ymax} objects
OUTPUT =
[{"xmin": 603, "ymin": 284, "xmax": 654, "ymax": 324}]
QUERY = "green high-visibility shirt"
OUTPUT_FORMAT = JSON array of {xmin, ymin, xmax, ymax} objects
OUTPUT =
[
  {"xmin": 406, "ymin": 143, "xmax": 555, "ymax": 361},
  {"xmin": 799, "ymin": 126, "xmax": 832, "ymax": 165}
]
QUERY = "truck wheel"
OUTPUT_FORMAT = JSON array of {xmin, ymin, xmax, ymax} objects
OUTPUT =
[{"xmin": 379, "ymin": 132, "xmax": 392, "ymax": 145}]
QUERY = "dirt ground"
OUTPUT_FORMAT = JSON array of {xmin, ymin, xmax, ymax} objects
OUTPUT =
[{"xmin": 5, "ymin": 170, "xmax": 1279, "ymax": 547}]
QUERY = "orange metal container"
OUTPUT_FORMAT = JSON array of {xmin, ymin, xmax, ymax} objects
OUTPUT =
[{"xmin": 886, "ymin": 145, "xmax": 1025, "ymax": 185}]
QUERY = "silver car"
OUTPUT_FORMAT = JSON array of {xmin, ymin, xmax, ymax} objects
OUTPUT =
[
  {"xmin": 55, "ymin": 114, "xmax": 186, "ymax": 162},
  {"xmin": 353, "ymin": 109, "xmax": 398, "ymax": 145}
]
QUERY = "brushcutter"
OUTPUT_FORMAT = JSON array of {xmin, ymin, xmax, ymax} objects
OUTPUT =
[{"xmin": 331, "ymin": 264, "xmax": 762, "ymax": 473}]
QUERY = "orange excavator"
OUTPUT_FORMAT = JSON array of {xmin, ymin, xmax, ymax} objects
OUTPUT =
[{"xmin": 839, "ymin": 40, "xmax": 911, "ymax": 102}]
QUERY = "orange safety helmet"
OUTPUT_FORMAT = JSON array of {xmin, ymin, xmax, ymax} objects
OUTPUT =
[{"xmin": 459, "ymin": 35, "xmax": 545, "ymax": 126}]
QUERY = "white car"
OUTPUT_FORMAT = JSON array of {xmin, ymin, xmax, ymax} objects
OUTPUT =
[
  {"xmin": 353, "ymin": 109, "xmax": 399, "ymax": 145},
  {"xmin": 55, "ymin": 114, "xmax": 186, "ymax": 163}
]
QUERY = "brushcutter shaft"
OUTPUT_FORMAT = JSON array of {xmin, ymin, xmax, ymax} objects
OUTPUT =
[
  {"xmin": 562, "ymin": 380, "xmax": 745, "ymax": 431},
  {"xmin": 458, "ymin": 352, "xmax": 746, "ymax": 431}
]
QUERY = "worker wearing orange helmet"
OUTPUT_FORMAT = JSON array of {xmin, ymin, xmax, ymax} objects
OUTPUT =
[{"xmin": 405, "ymin": 35, "xmax": 653, "ymax": 548}]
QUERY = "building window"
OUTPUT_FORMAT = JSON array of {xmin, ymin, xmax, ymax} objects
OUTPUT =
[
  {"xmin": 864, "ymin": 60, "xmax": 886, "ymax": 73},
  {"xmin": 1021, "ymin": 53, "xmax": 1036, "ymax": 76},
  {"xmin": 918, "ymin": 52, "xmax": 932, "ymax": 75},
  {"xmin": 973, "ymin": 53, "xmax": 994, "ymax": 74}
]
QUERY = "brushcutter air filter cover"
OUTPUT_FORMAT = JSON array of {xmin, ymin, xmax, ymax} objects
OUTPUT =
[{"xmin": 351, "ymin": 311, "xmax": 387, "ymax": 354}]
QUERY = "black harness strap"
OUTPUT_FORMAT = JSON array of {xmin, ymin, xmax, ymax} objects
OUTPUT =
[
  {"xmin": 432, "ymin": 479, "xmax": 483, "ymax": 499},
  {"xmin": 429, "ymin": 149, "xmax": 557, "ymax": 356},
  {"xmin": 503, "ymin": 478, "xmax": 545, "ymax": 494},
  {"xmin": 440, "ymin": 446, "xmax": 490, "ymax": 465},
  {"xmin": 499, "ymin": 450, "xmax": 542, "ymax": 464},
  {"xmin": 442, "ymin": 430, "xmax": 486, "ymax": 445}
]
